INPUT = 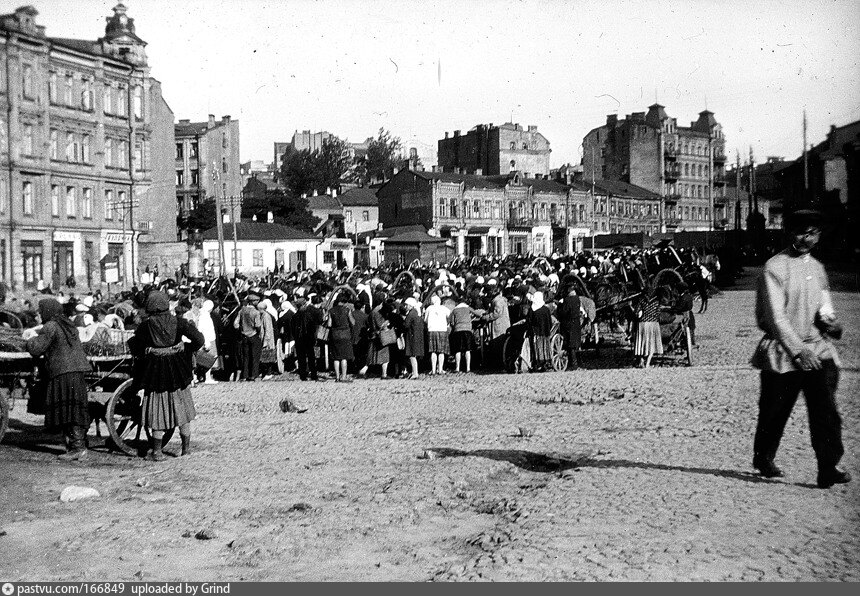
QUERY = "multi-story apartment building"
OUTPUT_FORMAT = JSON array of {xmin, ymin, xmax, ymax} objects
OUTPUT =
[
  {"xmin": 438, "ymin": 122, "xmax": 551, "ymax": 177},
  {"xmin": 582, "ymin": 105, "xmax": 728, "ymax": 232},
  {"xmin": 377, "ymin": 168, "xmax": 597, "ymax": 256},
  {"xmin": 1, "ymin": 4, "xmax": 175, "ymax": 291},
  {"xmin": 175, "ymin": 114, "xmax": 241, "ymax": 240}
]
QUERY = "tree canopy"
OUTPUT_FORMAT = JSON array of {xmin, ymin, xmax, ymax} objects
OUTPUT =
[
  {"xmin": 278, "ymin": 137, "xmax": 352, "ymax": 198},
  {"xmin": 241, "ymin": 188, "xmax": 320, "ymax": 233}
]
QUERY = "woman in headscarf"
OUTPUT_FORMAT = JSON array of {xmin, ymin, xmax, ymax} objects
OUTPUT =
[
  {"xmin": 198, "ymin": 299, "xmax": 219, "ymax": 384},
  {"xmin": 257, "ymin": 298, "xmax": 278, "ymax": 379},
  {"xmin": 25, "ymin": 298, "xmax": 92, "ymax": 461},
  {"xmin": 367, "ymin": 291, "xmax": 393, "ymax": 379},
  {"xmin": 276, "ymin": 293, "xmax": 297, "ymax": 373},
  {"xmin": 556, "ymin": 286, "xmax": 582, "ymax": 370},
  {"xmin": 327, "ymin": 291, "xmax": 355, "ymax": 382},
  {"xmin": 525, "ymin": 291, "xmax": 552, "ymax": 372},
  {"xmin": 129, "ymin": 291, "xmax": 204, "ymax": 460},
  {"xmin": 423, "ymin": 294, "xmax": 450, "ymax": 375},
  {"xmin": 403, "ymin": 297, "xmax": 424, "ymax": 379},
  {"xmin": 633, "ymin": 281, "xmax": 663, "ymax": 368}
]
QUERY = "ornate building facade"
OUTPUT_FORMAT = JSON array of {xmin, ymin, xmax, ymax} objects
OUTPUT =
[
  {"xmin": 438, "ymin": 122, "xmax": 551, "ymax": 177},
  {"xmin": 0, "ymin": 3, "xmax": 175, "ymax": 290},
  {"xmin": 582, "ymin": 105, "xmax": 728, "ymax": 232}
]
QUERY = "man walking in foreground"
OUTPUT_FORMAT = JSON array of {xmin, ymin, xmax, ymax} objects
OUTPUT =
[{"xmin": 751, "ymin": 209, "xmax": 849, "ymax": 488}]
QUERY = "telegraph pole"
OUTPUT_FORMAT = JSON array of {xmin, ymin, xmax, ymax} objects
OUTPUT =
[
  {"xmin": 803, "ymin": 109, "xmax": 809, "ymax": 195},
  {"xmin": 212, "ymin": 165, "xmax": 227, "ymax": 277},
  {"xmin": 735, "ymin": 151, "xmax": 741, "ymax": 230}
]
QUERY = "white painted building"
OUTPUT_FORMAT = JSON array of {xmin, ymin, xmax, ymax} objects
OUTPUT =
[{"xmin": 201, "ymin": 222, "xmax": 354, "ymax": 274}]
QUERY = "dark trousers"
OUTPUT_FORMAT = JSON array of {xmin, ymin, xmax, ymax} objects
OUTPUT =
[
  {"xmin": 295, "ymin": 339, "xmax": 318, "ymax": 380},
  {"xmin": 753, "ymin": 360, "xmax": 843, "ymax": 471},
  {"xmin": 240, "ymin": 335, "xmax": 262, "ymax": 380}
]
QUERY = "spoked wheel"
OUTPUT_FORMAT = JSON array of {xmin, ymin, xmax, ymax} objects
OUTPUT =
[
  {"xmin": 105, "ymin": 379, "xmax": 173, "ymax": 457},
  {"xmin": 551, "ymin": 334, "xmax": 568, "ymax": 372},
  {"xmin": 0, "ymin": 393, "xmax": 9, "ymax": 444}
]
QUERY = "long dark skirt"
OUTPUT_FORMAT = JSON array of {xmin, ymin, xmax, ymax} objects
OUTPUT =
[
  {"xmin": 44, "ymin": 371, "xmax": 89, "ymax": 431},
  {"xmin": 142, "ymin": 386, "xmax": 196, "ymax": 431},
  {"xmin": 368, "ymin": 342, "xmax": 390, "ymax": 365}
]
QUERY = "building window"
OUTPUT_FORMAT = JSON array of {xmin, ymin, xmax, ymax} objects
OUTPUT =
[
  {"xmin": 83, "ymin": 188, "xmax": 92, "ymax": 219},
  {"xmin": 473, "ymin": 201, "xmax": 481, "ymax": 218},
  {"xmin": 49, "ymin": 72, "xmax": 58, "ymax": 103},
  {"xmin": 64, "ymin": 74, "xmax": 73, "ymax": 106},
  {"xmin": 523, "ymin": 143, "xmax": 529, "ymax": 150},
  {"xmin": 450, "ymin": 198, "xmax": 457, "ymax": 218},
  {"xmin": 66, "ymin": 186, "xmax": 77, "ymax": 218},
  {"xmin": 190, "ymin": 142, "xmax": 198, "ymax": 159},
  {"xmin": 323, "ymin": 251, "xmax": 335, "ymax": 264},
  {"xmin": 133, "ymin": 85, "xmax": 143, "ymax": 120},
  {"xmin": 104, "ymin": 138, "xmax": 113, "ymax": 166},
  {"xmin": 22, "ymin": 64, "xmax": 33, "ymax": 99},
  {"xmin": 176, "ymin": 170, "xmax": 184, "ymax": 186},
  {"xmin": 362, "ymin": 210, "xmax": 369, "ymax": 222},
  {"xmin": 49, "ymin": 129, "xmax": 58, "ymax": 159},
  {"xmin": 222, "ymin": 158, "xmax": 227, "ymax": 173},
  {"xmin": 176, "ymin": 143, "xmax": 183, "ymax": 159},
  {"xmin": 21, "ymin": 124, "xmax": 33, "ymax": 155},
  {"xmin": 118, "ymin": 86, "xmax": 128, "ymax": 116},
  {"xmin": 103, "ymin": 85, "xmax": 113, "ymax": 114},
  {"xmin": 345, "ymin": 210, "xmax": 352, "ymax": 222},
  {"xmin": 222, "ymin": 133, "xmax": 228, "ymax": 149},
  {"xmin": 22, "ymin": 181, "xmax": 33, "ymax": 215},
  {"xmin": 1, "ymin": 178, "xmax": 8, "ymax": 214},
  {"xmin": 208, "ymin": 249, "xmax": 220, "ymax": 265},
  {"xmin": 22, "ymin": 242, "xmax": 43, "ymax": 286},
  {"xmin": 105, "ymin": 189, "xmax": 114, "ymax": 220},
  {"xmin": 82, "ymin": 134, "xmax": 90, "ymax": 163},
  {"xmin": 81, "ymin": 78, "xmax": 92, "ymax": 110},
  {"xmin": 51, "ymin": 185, "xmax": 59, "ymax": 217},
  {"xmin": 118, "ymin": 191, "xmax": 127, "ymax": 218},
  {"xmin": 510, "ymin": 142, "xmax": 516, "ymax": 150},
  {"xmin": 253, "ymin": 249, "xmax": 263, "ymax": 267},
  {"xmin": 118, "ymin": 140, "xmax": 128, "ymax": 167},
  {"xmin": 438, "ymin": 198, "xmax": 447, "ymax": 217},
  {"xmin": 66, "ymin": 132, "xmax": 75, "ymax": 162},
  {"xmin": 461, "ymin": 200, "xmax": 468, "ymax": 219},
  {"xmin": 230, "ymin": 249, "xmax": 242, "ymax": 267},
  {"xmin": 191, "ymin": 170, "xmax": 199, "ymax": 186}
]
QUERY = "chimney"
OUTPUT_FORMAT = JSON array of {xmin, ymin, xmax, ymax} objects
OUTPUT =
[
  {"xmin": 222, "ymin": 115, "xmax": 231, "ymax": 123},
  {"xmin": 444, "ymin": 132, "xmax": 449, "ymax": 139},
  {"xmin": 528, "ymin": 125, "xmax": 537, "ymax": 132},
  {"xmin": 267, "ymin": 211, "xmax": 274, "ymax": 223},
  {"xmin": 454, "ymin": 130, "xmax": 460, "ymax": 137},
  {"xmin": 332, "ymin": 188, "xmax": 337, "ymax": 198},
  {"xmin": 606, "ymin": 114, "xmax": 618, "ymax": 127},
  {"xmin": 475, "ymin": 168, "xmax": 483, "ymax": 176},
  {"xmin": 208, "ymin": 114, "xmax": 216, "ymax": 128},
  {"xmin": 312, "ymin": 189, "xmax": 318, "ymax": 197},
  {"xmin": 326, "ymin": 186, "xmax": 331, "ymax": 195},
  {"xmin": 431, "ymin": 165, "xmax": 437, "ymax": 172}
]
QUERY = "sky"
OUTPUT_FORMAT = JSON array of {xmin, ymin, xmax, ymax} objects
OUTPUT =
[{"xmin": 15, "ymin": 0, "xmax": 860, "ymax": 168}]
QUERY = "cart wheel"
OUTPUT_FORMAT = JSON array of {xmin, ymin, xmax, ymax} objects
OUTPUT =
[
  {"xmin": 551, "ymin": 334, "xmax": 568, "ymax": 372},
  {"xmin": 106, "ymin": 380, "xmax": 174, "ymax": 457},
  {"xmin": 0, "ymin": 393, "xmax": 9, "ymax": 444},
  {"xmin": 684, "ymin": 326, "xmax": 694, "ymax": 367}
]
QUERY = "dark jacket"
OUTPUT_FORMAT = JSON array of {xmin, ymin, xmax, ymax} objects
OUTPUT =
[
  {"xmin": 26, "ymin": 320, "xmax": 91, "ymax": 378},
  {"xmin": 556, "ymin": 295, "xmax": 582, "ymax": 351},
  {"xmin": 130, "ymin": 315, "xmax": 204, "ymax": 393},
  {"xmin": 290, "ymin": 304, "xmax": 323, "ymax": 342}
]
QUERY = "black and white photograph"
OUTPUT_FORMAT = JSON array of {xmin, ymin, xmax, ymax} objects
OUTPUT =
[{"xmin": 0, "ymin": 0, "xmax": 858, "ymax": 583}]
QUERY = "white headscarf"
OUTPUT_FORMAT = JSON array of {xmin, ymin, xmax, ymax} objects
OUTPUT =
[{"xmin": 530, "ymin": 291, "xmax": 545, "ymax": 312}]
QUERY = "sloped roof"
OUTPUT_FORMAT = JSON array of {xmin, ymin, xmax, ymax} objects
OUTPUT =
[
  {"xmin": 49, "ymin": 37, "xmax": 101, "ymax": 56},
  {"xmin": 413, "ymin": 170, "xmax": 510, "ymax": 189},
  {"xmin": 201, "ymin": 222, "xmax": 316, "ymax": 242},
  {"xmin": 591, "ymin": 180, "xmax": 660, "ymax": 200},
  {"xmin": 338, "ymin": 187, "xmax": 378, "ymax": 206},
  {"xmin": 384, "ymin": 230, "xmax": 449, "ymax": 244},
  {"xmin": 375, "ymin": 224, "xmax": 427, "ymax": 239},
  {"xmin": 307, "ymin": 195, "xmax": 341, "ymax": 211},
  {"xmin": 175, "ymin": 121, "xmax": 212, "ymax": 136}
]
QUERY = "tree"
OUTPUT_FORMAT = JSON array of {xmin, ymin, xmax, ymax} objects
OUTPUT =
[
  {"xmin": 357, "ymin": 127, "xmax": 408, "ymax": 185},
  {"xmin": 241, "ymin": 188, "xmax": 320, "ymax": 233},
  {"xmin": 180, "ymin": 197, "xmax": 216, "ymax": 237},
  {"xmin": 279, "ymin": 137, "xmax": 353, "ymax": 198}
]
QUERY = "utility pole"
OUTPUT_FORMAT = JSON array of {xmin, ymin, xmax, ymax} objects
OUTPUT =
[
  {"xmin": 708, "ymin": 129, "xmax": 714, "ymax": 233},
  {"xmin": 735, "ymin": 151, "xmax": 741, "ymax": 230},
  {"xmin": 230, "ymin": 195, "xmax": 239, "ymax": 279},
  {"xmin": 803, "ymin": 109, "xmax": 809, "ymax": 196},
  {"xmin": 212, "ymin": 165, "xmax": 227, "ymax": 277}
]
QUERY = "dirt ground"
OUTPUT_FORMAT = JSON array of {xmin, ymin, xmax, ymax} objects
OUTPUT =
[{"xmin": 2, "ymin": 277, "xmax": 859, "ymax": 581}]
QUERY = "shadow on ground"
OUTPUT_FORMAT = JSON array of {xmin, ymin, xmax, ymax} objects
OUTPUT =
[{"xmin": 427, "ymin": 447, "xmax": 782, "ymax": 484}]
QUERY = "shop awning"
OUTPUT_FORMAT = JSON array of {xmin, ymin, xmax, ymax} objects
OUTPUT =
[{"xmin": 467, "ymin": 226, "xmax": 490, "ymax": 235}]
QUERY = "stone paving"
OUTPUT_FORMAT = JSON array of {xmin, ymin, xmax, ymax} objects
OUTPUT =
[{"xmin": 1, "ymin": 288, "xmax": 858, "ymax": 581}]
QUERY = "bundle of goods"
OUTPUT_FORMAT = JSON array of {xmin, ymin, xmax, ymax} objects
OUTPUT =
[
  {"xmin": 0, "ymin": 327, "xmax": 27, "ymax": 353},
  {"xmin": 79, "ymin": 325, "xmax": 134, "ymax": 358}
]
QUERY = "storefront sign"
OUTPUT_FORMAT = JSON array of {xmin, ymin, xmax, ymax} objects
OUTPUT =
[
  {"xmin": 53, "ymin": 231, "xmax": 80, "ymax": 242},
  {"xmin": 104, "ymin": 232, "xmax": 128, "ymax": 243},
  {"xmin": 330, "ymin": 241, "xmax": 352, "ymax": 250}
]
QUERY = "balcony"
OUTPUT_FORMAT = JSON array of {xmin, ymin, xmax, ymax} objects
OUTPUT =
[
  {"xmin": 664, "ymin": 147, "xmax": 679, "ymax": 161},
  {"xmin": 713, "ymin": 153, "xmax": 726, "ymax": 164},
  {"xmin": 664, "ymin": 193, "xmax": 681, "ymax": 205},
  {"xmin": 507, "ymin": 215, "xmax": 535, "ymax": 228},
  {"xmin": 713, "ymin": 218, "xmax": 730, "ymax": 230},
  {"xmin": 664, "ymin": 165, "xmax": 681, "ymax": 181},
  {"xmin": 665, "ymin": 217, "xmax": 682, "ymax": 228},
  {"xmin": 713, "ymin": 173, "xmax": 727, "ymax": 186}
]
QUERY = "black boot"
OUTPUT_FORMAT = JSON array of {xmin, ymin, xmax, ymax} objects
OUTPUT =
[
  {"xmin": 149, "ymin": 434, "xmax": 166, "ymax": 462},
  {"xmin": 58, "ymin": 425, "xmax": 88, "ymax": 461}
]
